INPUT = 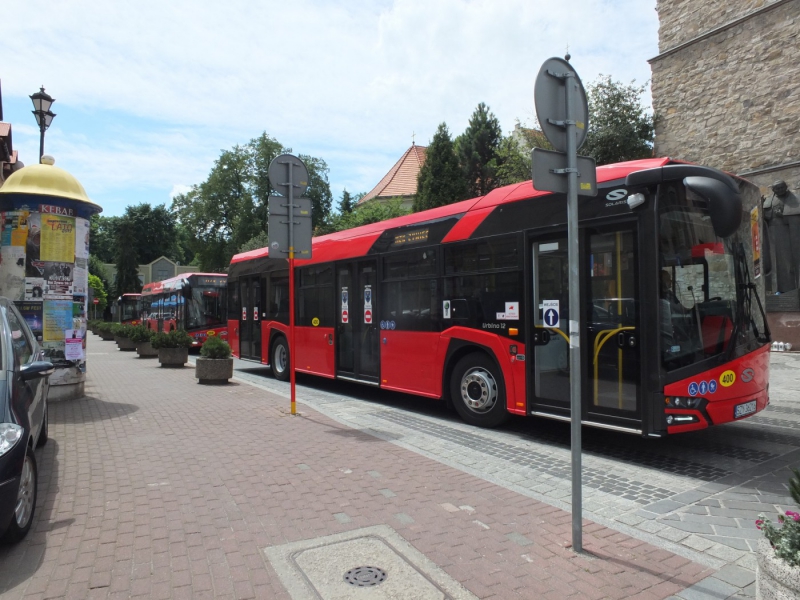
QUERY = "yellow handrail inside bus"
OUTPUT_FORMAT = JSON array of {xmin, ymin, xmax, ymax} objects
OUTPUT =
[{"xmin": 592, "ymin": 326, "xmax": 634, "ymax": 406}]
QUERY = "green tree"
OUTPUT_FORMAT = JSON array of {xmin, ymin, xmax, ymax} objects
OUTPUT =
[
  {"xmin": 88, "ymin": 253, "xmax": 110, "ymax": 287},
  {"xmin": 88, "ymin": 274, "xmax": 108, "ymax": 312},
  {"xmin": 583, "ymin": 76, "xmax": 654, "ymax": 165},
  {"xmin": 238, "ymin": 231, "xmax": 270, "ymax": 254},
  {"xmin": 414, "ymin": 123, "xmax": 468, "ymax": 212},
  {"xmin": 89, "ymin": 214, "xmax": 120, "ymax": 263},
  {"xmin": 123, "ymin": 203, "xmax": 179, "ymax": 264},
  {"xmin": 495, "ymin": 123, "xmax": 554, "ymax": 186},
  {"xmin": 172, "ymin": 132, "xmax": 332, "ymax": 271},
  {"xmin": 317, "ymin": 198, "xmax": 409, "ymax": 234},
  {"xmin": 338, "ymin": 189, "xmax": 354, "ymax": 214},
  {"xmin": 113, "ymin": 221, "xmax": 142, "ymax": 296},
  {"xmin": 457, "ymin": 103, "xmax": 503, "ymax": 197}
]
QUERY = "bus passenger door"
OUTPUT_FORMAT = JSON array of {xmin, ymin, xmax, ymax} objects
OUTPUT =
[
  {"xmin": 586, "ymin": 226, "xmax": 641, "ymax": 422},
  {"xmin": 239, "ymin": 276, "xmax": 263, "ymax": 361},
  {"xmin": 336, "ymin": 260, "xmax": 379, "ymax": 384},
  {"xmin": 529, "ymin": 236, "xmax": 571, "ymax": 415}
]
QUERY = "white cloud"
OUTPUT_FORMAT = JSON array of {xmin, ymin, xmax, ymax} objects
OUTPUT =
[{"xmin": 2, "ymin": 0, "xmax": 659, "ymax": 211}]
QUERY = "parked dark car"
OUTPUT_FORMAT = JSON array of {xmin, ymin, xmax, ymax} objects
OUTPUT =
[{"xmin": 0, "ymin": 297, "xmax": 53, "ymax": 543}]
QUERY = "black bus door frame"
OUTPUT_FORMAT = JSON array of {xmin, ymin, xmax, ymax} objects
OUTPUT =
[{"xmin": 335, "ymin": 260, "xmax": 380, "ymax": 384}]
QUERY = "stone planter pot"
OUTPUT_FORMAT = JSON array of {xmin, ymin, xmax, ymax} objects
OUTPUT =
[
  {"xmin": 158, "ymin": 347, "xmax": 188, "ymax": 368},
  {"xmin": 136, "ymin": 341, "xmax": 158, "ymax": 358},
  {"xmin": 195, "ymin": 357, "xmax": 234, "ymax": 384},
  {"xmin": 115, "ymin": 336, "xmax": 137, "ymax": 351},
  {"xmin": 757, "ymin": 538, "xmax": 800, "ymax": 599},
  {"xmin": 99, "ymin": 331, "xmax": 115, "ymax": 341}
]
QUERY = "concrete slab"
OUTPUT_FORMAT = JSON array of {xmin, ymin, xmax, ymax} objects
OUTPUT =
[{"xmin": 262, "ymin": 525, "xmax": 477, "ymax": 600}]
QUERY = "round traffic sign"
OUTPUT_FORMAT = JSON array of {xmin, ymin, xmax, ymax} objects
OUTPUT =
[
  {"xmin": 534, "ymin": 57, "xmax": 589, "ymax": 152},
  {"xmin": 268, "ymin": 154, "xmax": 310, "ymax": 198},
  {"xmin": 93, "ymin": 299, "xmax": 99, "ymax": 304}
]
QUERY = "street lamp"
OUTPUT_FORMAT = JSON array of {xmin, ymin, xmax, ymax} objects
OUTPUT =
[{"xmin": 30, "ymin": 86, "xmax": 56, "ymax": 162}]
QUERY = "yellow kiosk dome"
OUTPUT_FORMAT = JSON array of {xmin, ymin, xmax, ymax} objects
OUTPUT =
[{"xmin": 0, "ymin": 155, "xmax": 102, "ymax": 213}]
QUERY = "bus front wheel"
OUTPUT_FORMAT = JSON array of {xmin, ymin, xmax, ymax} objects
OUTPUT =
[
  {"xmin": 271, "ymin": 337, "xmax": 290, "ymax": 382},
  {"xmin": 450, "ymin": 353, "xmax": 509, "ymax": 428}
]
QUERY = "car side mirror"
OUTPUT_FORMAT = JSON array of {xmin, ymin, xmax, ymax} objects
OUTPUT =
[{"xmin": 21, "ymin": 361, "xmax": 55, "ymax": 382}]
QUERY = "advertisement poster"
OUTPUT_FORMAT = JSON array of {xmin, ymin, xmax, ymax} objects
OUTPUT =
[
  {"xmin": 72, "ymin": 266, "xmax": 88, "ymax": 294},
  {"xmin": 25, "ymin": 214, "xmax": 42, "ymax": 277},
  {"xmin": 24, "ymin": 278, "xmax": 45, "ymax": 300},
  {"xmin": 43, "ymin": 299, "xmax": 73, "ymax": 342},
  {"xmin": 18, "ymin": 302, "xmax": 43, "ymax": 337},
  {"xmin": 41, "ymin": 214, "xmax": 75, "ymax": 262},
  {"xmin": 750, "ymin": 206, "xmax": 761, "ymax": 279},
  {"xmin": 44, "ymin": 262, "xmax": 74, "ymax": 296},
  {"xmin": 64, "ymin": 329, "xmax": 85, "ymax": 361},
  {"xmin": 1, "ymin": 211, "xmax": 29, "ymax": 247},
  {"xmin": 0, "ymin": 246, "xmax": 26, "ymax": 301},
  {"xmin": 75, "ymin": 218, "xmax": 90, "ymax": 259}
]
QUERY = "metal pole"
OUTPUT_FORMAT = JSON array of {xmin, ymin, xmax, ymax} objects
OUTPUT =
[
  {"xmin": 565, "ymin": 68, "xmax": 583, "ymax": 553},
  {"xmin": 38, "ymin": 120, "xmax": 45, "ymax": 162},
  {"xmin": 287, "ymin": 161, "xmax": 297, "ymax": 416}
]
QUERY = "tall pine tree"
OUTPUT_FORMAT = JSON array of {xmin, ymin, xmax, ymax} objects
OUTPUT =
[
  {"xmin": 338, "ymin": 188, "xmax": 354, "ymax": 214},
  {"xmin": 457, "ymin": 102, "xmax": 503, "ymax": 197},
  {"xmin": 414, "ymin": 123, "xmax": 467, "ymax": 212}
]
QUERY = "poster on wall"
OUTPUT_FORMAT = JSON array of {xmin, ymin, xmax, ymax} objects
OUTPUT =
[
  {"xmin": 41, "ymin": 214, "xmax": 75, "ymax": 262},
  {"xmin": 43, "ymin": 262, "xmax": 74, "ymax": 296},
  {"xmin": 24, "ymin": 278, "xmax": 45, "ymax": 300},
  {"xmin": 64, "ymin": 329, "xmax": 85, "ymax": 361},
  {"xmin": 0, "ymin": 246, "xmax": 26, "ymax": 301},
  {"xmin": 18, "ymin": 302, "xmax": 43, "ymax": 337},
  {"xmin": 75, "ymin": 218, "xmax": 90, "ymax": 259},
  {"xmin": 25, "ymin": 213, "xmax": 42, "ymax": 277},
  {"xmin": 43, "ymin": 299, "xmax": 73, "ymax": 342}
]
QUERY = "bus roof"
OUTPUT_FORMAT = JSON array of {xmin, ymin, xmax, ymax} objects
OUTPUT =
[
  {"xmin": 141, "ymin": 272, "xmax": 227, "ymax": 295},
  {"xmin": 231, "ymin": 157, "xmax": 672, "ymax": 266}
]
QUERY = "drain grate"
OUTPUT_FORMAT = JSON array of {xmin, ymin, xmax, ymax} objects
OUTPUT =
[{"xmin": 344, "ymin": 566, "xmax": 388, "ymax": 587}]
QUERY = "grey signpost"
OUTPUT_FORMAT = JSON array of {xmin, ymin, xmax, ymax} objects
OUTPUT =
[
  {"xmin": 533, "ymin": 56, "xmax": 596, "ymax": 552},
  {"xmin": 267, "ymin": 153, "xmax": 312, "ymax": 415}
]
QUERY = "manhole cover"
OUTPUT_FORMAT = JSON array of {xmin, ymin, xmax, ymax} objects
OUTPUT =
[{"xmin": 343, "ymin": 566, "xmax": 388, "ymax": 587}]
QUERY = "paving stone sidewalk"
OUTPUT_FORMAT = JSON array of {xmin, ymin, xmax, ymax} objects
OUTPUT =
[{"xmin": 0, "ymin": 336, "xmax": 717, "ymax": 599}]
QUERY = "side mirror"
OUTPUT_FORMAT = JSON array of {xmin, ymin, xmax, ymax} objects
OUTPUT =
[
  {"xmin": 684, "ymin": 176, "xmax": 743, "ymax": 238},
  {"xmin": 21, "ymin": 361, "xmax": 55, "ymax": 382}
]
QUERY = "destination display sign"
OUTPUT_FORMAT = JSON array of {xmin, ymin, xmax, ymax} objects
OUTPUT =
[{"xmin": 391, "ymin": 228, "xmax": 429, "ymax": 247}]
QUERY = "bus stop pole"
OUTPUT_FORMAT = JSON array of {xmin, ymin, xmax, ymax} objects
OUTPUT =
[
  {"xmin": 287, "ymin": 161, "xmax": 297, "ymax": 416},
  {"xmin": 565, "ymin": 69, "xmax": 583, "ymax": 553}
]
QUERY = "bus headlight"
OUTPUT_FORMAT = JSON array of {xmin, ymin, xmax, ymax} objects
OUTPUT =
[{"xmin": 665, "ymin": 396, "xmax": 703, "ymax": 409}]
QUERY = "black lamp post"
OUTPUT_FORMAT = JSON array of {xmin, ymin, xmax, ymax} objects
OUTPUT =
[{"xmin": 30, "ymin": 86, "xmax": 56, "ymax": 163}]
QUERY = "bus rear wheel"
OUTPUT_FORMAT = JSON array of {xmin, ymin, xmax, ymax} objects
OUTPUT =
[
  {"xmin": 450, "ymin": 353, "xmax": 508, "ymax": 428},
  {"xmin": 271, "ymin": 337, "xmax": 290, "ymax": 382}
]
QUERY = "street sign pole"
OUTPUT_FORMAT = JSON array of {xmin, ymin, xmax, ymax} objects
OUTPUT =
[
  {"xmin": 287, "ymin": 160, "xmax": 297, "ymax": 416},
  {"xmin": 564, "ymin": 69, "xmax": 583, "ymax": 554},
  {"xmin": 533, "ymin": 56, "xmax": 595, "ymax": 554}
]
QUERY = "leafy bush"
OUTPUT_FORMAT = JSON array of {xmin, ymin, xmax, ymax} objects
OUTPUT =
[
  {"xmin": 97, "ymin": 322, "xmax": 114, "ymax": 335},
  {"xmin": 114, "ymin": 324, "xmax": 137, "ymax": 339},
  {"xmin": 200, "ymin": 336, "xmax": 231, "ymax": 359},
  {"xmin": 150, "ymin": 329, "xmax": 194, "ymax": 350},
  {"xmin": 757, "ymin": 468, "xmax": 800, "ymax": 567},
  {"xmin": 128, "ymin": 325, "xmax": 154, "ymax": 343}
]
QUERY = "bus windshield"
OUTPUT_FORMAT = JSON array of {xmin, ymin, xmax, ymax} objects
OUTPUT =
[
  {"xmin": 187, "ymin": 285, "xmax": 225, "ymax": 329},
  {"xmin": 120, "ymin": 298, "xmax": 140, "ymax": 322},
  {"xmin": 658, "ymin": 182, "xmax": 765, "ymax": 371}
]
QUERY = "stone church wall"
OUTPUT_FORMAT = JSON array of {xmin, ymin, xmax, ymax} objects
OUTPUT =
[{"xmin": 651, "ymin": 0, "xmax": 799, "ymax": 197}]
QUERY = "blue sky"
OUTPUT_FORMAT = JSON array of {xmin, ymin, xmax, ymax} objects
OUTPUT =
[{"xmin": 2, "ymin": 0, "xmax": 659, "ymax": 217}]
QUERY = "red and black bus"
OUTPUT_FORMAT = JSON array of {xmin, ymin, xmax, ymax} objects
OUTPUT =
[
  {"xmin": 116, "ymin": 293, "xmax": 142, "ymax": 325},
  {"xmin": 141, "ymin": 273, "xmax": 228, "ymax": 347},
  {"xmin": 227, "ymin": 158, "xmax": 770, "ymax": 436}
]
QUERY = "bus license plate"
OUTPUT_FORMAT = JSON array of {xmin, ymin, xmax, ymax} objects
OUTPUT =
[{"xmin": 734, "ymin": 400, "xmax": 757, "ymax": 419}]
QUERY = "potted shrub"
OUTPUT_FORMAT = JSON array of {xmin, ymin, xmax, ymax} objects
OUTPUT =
[
  {"xmin": 195, "ymin": 336, "xmax": 234, "ymax": 384},
  {"xmin": 114, "ymin": 324, "xmax": 138, "ymax": 351},
  {"xmin": 151, "ymin": 330, "xmax": 193, "ymax": 368},
  {"xmin": 756, "ymin": 469, "xmax": 800, "ymax": 599},
  {"xmin": 97, "ymin": 322, "xmax": 115, "ymax": 341},
  {"xmin": 129, "ymin": 326, "xmax": 157, "ymax": 358}
]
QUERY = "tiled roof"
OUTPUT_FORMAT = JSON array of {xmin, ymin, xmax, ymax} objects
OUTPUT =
[{"xmin": 359, "ymin": 144, "xmax": 427, "ymax": 204}]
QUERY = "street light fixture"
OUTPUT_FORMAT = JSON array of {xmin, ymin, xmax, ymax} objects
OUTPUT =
[{"xmin": 30, "ymin": 86, "xmax": 56, "ymax": 162}]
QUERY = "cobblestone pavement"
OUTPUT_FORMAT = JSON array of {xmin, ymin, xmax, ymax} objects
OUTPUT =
[
  {"xmin": 225, "ymin": 352, "xmax": 800, "ymax": 600},
  {"xmin": 0, "ymin": 336, "xmax": 726, "ymax": 599}
]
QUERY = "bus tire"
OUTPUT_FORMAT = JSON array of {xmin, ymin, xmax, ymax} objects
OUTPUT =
[
  {"xmin": 271, "ymin": 337, "xmax": 290, "ymax": 382},
  {"xmin": 450, "ymin": 352, "xmax": 508, "ymax": 428}
]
